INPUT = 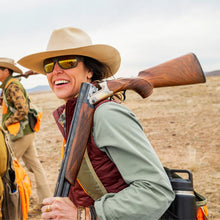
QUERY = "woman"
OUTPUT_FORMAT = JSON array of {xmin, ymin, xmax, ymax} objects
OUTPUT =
[{"xmin": 18, "ymin": 27, "xmax": 174, "ymax": 220}]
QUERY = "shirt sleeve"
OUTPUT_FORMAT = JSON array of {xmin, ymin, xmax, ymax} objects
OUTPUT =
[
  {"xmin": 93, "ymin": 102, "xmax": 175, "ymax": 220},
  {"xmin": 4, "ymin": 83, "xmax": 29, "ymax": 127}
]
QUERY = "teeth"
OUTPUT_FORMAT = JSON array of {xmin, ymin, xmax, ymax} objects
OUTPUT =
[{"xmin": 55, "ymin": 80, "xmax": 68, "ymax": 85}]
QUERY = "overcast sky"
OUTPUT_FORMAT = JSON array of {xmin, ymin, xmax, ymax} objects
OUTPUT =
[{"xmin": 1, "ymin": 0, "xmax": 219, "ymax": 89}]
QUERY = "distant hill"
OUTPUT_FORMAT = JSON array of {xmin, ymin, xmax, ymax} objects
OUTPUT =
[
  {"xmin": 27, "ymin": 85, "xmax": 51, "ymax": 93},
  {"xmin": 205, "ymin": 70, "xmax": 220, "ymax": 77}
]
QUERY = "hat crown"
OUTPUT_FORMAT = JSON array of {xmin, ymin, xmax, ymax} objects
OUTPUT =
[
  {"xmin": 47, "ymin": 27, "xmax": 93, "ymax": 51},
  {"xmin": 0, "ymin": 57, "xmax": 15, "ymax": 65}
]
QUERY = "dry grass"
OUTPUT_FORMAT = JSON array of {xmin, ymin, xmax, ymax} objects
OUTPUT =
[{"xmin": 4, "ymin": 76, "xmax": 219, "ymax": 219}]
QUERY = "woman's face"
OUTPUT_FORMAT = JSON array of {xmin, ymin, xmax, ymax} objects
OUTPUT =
[{"xmin": 46, "ymin": 60, "xmax": 93, "ymax": 102}]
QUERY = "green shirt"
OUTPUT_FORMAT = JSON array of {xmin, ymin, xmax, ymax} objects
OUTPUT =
[{"xmin": 93, "ymin": 102, "xmax": 175, "ymax": 220}]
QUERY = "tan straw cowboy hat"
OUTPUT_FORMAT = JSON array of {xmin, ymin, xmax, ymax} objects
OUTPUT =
[
  {"xmin": 18, "ymin": 27, "xmax": 121, "ymax": 78},
  {"xmin": 0, "ymin": 58, "xmax": 22, "ymax": 74}
]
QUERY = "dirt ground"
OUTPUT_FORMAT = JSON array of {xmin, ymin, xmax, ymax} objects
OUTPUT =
[{"xmin": 11, "ymin": 76, "xmax": 220, "ymax": 219}]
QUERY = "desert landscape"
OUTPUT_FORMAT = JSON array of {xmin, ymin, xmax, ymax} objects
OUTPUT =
[{"xmin": 4, "ymin": 75, "xmax": 219, "ymax": 219}]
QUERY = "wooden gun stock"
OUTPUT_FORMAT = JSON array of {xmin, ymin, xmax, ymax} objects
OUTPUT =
[{"xmin": 138, "ymin": 53, "xmax": 205, "ymax": 87}]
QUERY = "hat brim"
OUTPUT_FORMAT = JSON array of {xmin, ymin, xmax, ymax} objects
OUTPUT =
[
  {"xmin": 18, "ymin": 44, "xmax": 121, "ymax": 78},
  {"xmin": 0, "ymin": 62, "xmax": 22, "ymax": 74}
]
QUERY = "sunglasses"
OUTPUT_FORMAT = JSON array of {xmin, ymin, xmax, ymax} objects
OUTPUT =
[{"xmin": 43, "ymin": 55, "xmax": 83, "ymax": 73}]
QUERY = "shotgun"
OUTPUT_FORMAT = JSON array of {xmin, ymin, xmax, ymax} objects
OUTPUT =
[{"xmin": 54, "ymin": 53, "xmax": 205, "ymax": 196}]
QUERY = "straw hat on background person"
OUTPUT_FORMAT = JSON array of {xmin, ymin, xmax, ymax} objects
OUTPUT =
[{"xmin": 0, "ymin": 58, "xmax": 22, "ymax": 74}]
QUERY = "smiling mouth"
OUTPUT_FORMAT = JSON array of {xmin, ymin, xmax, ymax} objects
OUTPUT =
[{"xmin": 55, "ymin": 80, "xmax": 69, "ymax": 85}]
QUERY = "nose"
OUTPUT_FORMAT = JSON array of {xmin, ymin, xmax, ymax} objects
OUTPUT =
[{"xmin": 52, "ymin": 62, "xmax": 62, "ymax": 74}]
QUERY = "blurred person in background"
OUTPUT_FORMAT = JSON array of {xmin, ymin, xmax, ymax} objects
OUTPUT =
[{"xmin": 0, "ymin": 58, "xmax": 51, "ymax": 213}]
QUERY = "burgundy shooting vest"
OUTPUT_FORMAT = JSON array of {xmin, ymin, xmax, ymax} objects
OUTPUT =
[{"xmin": 53, "ymin": 98, "xmax": 128, "ymax": 207}]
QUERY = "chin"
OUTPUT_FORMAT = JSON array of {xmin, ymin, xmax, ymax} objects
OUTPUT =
[
  {"xmin": 54, "ymin": 93, "xmax": 67, "ymax": 100},
  {"xmin": 56, "ymin": 93, "xmax": 74, "ymax": 101}
]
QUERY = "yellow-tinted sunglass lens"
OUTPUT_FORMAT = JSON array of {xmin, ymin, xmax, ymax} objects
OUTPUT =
[
  {"xmin": 44, "ymin": 62, "xmax": 54, "ymax": 73},
  {"xmin": 59, "ymin": 59, "xmax": 78, "ymax": 69}
]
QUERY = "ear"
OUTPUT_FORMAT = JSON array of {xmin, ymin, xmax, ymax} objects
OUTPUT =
[
  {"xmin": 87, "ymin": 70, "xmax": 93, "ymax": 81},
  {"xmin": 3, "ymin": 68, "xmax": 10, "ymax": 78}
]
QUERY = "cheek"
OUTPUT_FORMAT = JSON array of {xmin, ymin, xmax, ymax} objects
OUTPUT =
[{"xmin": 46, "ymin": 74, "xmax": 53, "ymax": 88}]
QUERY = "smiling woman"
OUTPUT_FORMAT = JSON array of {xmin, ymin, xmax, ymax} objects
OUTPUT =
[{"xmin": 18, "ymin": 26, "xmax": 175, "ymax": 220}]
